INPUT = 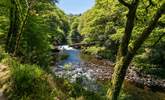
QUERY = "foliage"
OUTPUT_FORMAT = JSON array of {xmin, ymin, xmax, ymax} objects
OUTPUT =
[
  {"xmin": 68, "ymin": 16, "xmax": 82, "ymax": 44},
  {"xmin": 79, "ymin": 0, "xmax": 165, "ymax": 78},
  {"xmin": 54, "ymin": 77, "xmax": 107, "ymax": 100},
  {"xmin": 83, "ymin": 46, "xmax": 105, "ymax": 55},
  {"xmin": 8, "ymin": 62, "xmax": 55, "ymax": 100},
  {"xmin": 9, "ymin": 0, "xmax": 69, "ymax": 67},
  {"xmin": 133, "ymin": 45, "xmax": 165, "ymax": 78},
  {"xmin": 0, "ymin": 0, "xmax": 165, "ymax": 99},
  {"xmin": 0, "ymin": 0, "xmax": 69, "ymax": 67},
  {"xmin": 78, "ymin": 0, "xmax": 124, "ymax": 59}
]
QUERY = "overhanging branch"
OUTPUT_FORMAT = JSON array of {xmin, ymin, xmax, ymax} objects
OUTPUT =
[{"xmin": 129, "ymin": 2, "xmax": 165, "ymax": 55}]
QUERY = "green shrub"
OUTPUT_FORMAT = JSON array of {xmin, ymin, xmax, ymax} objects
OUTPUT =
[
  {"xmin": 0, "ymin": 53, "xmax": 11, "ymax": 64},
  {"xmin": 64, "ymin": 63, "xmax": 72, "ymax": 70},
  {"xmin": 8, "ymin": 62, "xmax": 56, "ymax": 100},
  {"xmin": 98, "ymin": 49, "xmax": 116, "ymax": 61},
  {"xmin": 54, "ymin": 77, "xmax": 107, "ymax": 100},
  {"xmin": 0, "ymin": 53, "xmax": 4, "ymax": 62},
  {"xmin": 83, "ymin": 46, "xmax": 105, "ymax": 55}
]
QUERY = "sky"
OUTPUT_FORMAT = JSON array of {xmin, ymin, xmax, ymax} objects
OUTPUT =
[{"xmin": 57, "ymin": 0, "xmax": 95, "ymax": 14}]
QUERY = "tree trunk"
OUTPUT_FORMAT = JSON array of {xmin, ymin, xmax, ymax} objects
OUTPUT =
[
  {"xmin": 107, "ymin": 53, "xmax": 133, "ymax": 100},
  {"xmin": 5, "ymin": 0, "xmax": 16, "ymax": 52}
]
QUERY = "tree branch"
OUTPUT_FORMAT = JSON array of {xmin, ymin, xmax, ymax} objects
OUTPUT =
[
  {"xmin": 117, "ymin": 0, "xmax": 139, "ymax": 58},
  {"xmin": 145, "ymin": 0, "xmax": 155, "ymax": 13},
  {"xmin": 129, "ymin": 2, "xmax": 165, "ymax": 55},
  {"xmin": 151, "ymin": 32, "xmax": 165, "ymax": 48},
  {"xmin": 148, "ymin": 0, "xmax": 155, "ymax": 6}
]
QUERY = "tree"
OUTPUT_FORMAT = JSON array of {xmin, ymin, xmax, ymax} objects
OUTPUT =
[
  {"xmin": 68, "ymin": 18, "xmax": 81, "ymax": 44},
  {"xmin": 3, "ymin": 0, "xmax": 69, "ymax": 66},
  {"xmin": 107, "ymin": 0, "xmax": 165, "ymax": 100},
  {"xmin": 5, "ymin": 0, "xmax": 60, "ymax": 55},
  {"xmin": 17, "ymin": 0, "xmax": 69, "ymax": 66},
  {"xmin": 5, "ymin": 0, "xmax": 30, "ymax": 55}
]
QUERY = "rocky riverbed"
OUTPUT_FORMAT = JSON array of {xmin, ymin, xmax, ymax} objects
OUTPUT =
[
  {"xmin": 126, "ymin": 66, "xmax": 165, "ymax": 91},
  {"xmin": 51, "ymin": 45, "xmax": 165, "ymax": 93},
  {"xmin": 52, "ymin": 61, "xmax": 165, "ymax": 92}
]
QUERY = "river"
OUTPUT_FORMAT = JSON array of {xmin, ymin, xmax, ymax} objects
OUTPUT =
[{"xmin": 52, "ymin": 45, "xmax": 165, "ymax": 100}]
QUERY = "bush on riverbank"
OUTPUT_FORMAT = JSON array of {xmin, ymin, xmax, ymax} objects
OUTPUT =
[
  {"xmin": 0, "ymin": 53, "xmax": 67, "ymax": 100},
  {"xmin": 133, "ymin": 45, "xmax": 165, "ymax": 79},
  {"xmin": 54, "ymin": 77, "xmax": 107, "ymax": 100},
  {"xmin": 5, "ymin": 61, "xmax": 64, "ymax": 100},
  {"xmin": 82, "ymin": 46, "xmax": 116, "ymax": 61},
  {"xmin": 0, "ymin": 55, "xmax": 106, "ymax": 100}
]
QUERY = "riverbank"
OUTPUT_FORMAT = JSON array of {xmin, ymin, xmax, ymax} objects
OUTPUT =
[
  {"xmin": 52, "ymin": 45, "xmax": 165, "ymax": 92},
  {"xmin": 84, "ymin": 58, "xmax": 165, "ymax": 91},
  {"xmin": 126, "ymin": 66, "xmax": 165, "ymax": 92},
  {"xmin": 79, "ymin": 51, "xmax": 165, "ymax": 91},
  {"xmin": 81, "ymin": 61, "xmax": 165, "ymax": 91}
]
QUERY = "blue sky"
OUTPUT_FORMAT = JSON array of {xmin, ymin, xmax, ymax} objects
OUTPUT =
[{"xmin": 57, "ymin": 0, "xmax": 95, "ymax": 14}]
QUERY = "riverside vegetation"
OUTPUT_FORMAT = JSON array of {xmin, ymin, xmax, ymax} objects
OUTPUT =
[{"xmin": 0, "ymin": 0, "xmax": 165, "ymax": 100}]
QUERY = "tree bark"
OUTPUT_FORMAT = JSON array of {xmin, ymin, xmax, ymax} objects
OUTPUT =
[{"xmin": 117, "ymin": 0, "xmax": 139, "ymax": 59}]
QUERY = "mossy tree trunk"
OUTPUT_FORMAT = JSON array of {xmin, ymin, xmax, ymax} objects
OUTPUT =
[{"xmin": 107, "ymin": 1, "xmax": 165, "ymax": 100}]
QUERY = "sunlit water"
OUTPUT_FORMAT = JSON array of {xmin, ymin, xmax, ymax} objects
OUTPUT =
[{"xmin": 52, "ymin": 45, "xmax": 165, "ymax": 99}]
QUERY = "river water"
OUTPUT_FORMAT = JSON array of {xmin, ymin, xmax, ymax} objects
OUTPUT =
[{"xmin": 52, "ymin": 45, "xmax": 165, "ymax": 100}]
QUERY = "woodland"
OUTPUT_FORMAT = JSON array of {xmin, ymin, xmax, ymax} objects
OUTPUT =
[{"xmin": 0, "ymin": 0, "xmax": 165, "ymax": 100}]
